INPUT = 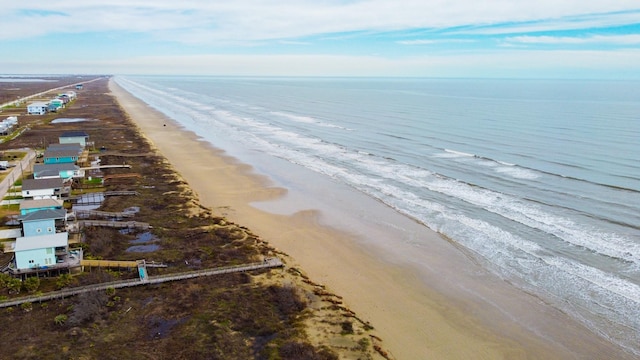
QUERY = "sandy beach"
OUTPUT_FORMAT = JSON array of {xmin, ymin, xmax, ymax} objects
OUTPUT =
[{"xmin": 108, "ymin": 79, "xmax": 631, "ymax": 360}]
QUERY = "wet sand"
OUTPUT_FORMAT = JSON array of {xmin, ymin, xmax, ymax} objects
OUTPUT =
[{"xmin": 109, "ymin": 78, "xmax": 631, "ymax": 360}]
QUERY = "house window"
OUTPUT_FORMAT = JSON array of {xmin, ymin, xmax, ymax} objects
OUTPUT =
[{"xmin": 46, "ymin": 248, "xmax": 53, "ymax": 254}]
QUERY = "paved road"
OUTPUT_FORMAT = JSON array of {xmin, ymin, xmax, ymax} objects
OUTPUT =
[
  {"xmin": 0, "ymin": 148, "xmax": 36, "ymax": 200},
  {"xmin": 0, "ymin": 77, "xmax": 103, "ymax": 108}
]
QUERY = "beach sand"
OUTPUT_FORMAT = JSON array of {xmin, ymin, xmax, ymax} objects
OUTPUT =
[{"xmin": 109, "ymin": 79, "xmax": 629, "ymax": 360}]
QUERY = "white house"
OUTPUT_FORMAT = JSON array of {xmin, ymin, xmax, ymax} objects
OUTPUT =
[
  {"xmin": 21, "ymin": 178, "xmax": 65, "ymax": 200},
  {"xmin": 3, "ymin": 116, "xmax": 18, "ymax": 125},
  {"xmin": 0, "ymin": 116, "xmax": 17, "ymax": 135},
  {"xmin": 27, "ymin": 102, "xmax": 49, "ymax": 115}
]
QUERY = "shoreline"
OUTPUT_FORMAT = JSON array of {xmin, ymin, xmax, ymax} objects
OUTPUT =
[{"xmin": 108, "ymin": 78, "xmax": 631, "ymax": 359}]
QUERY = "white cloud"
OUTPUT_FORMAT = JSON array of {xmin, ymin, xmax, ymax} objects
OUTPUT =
[
  {"xmin": 453, "ymin": 10, "xmax": 640, "ymax": 36},
  {"xmin": 397, "ymin": 39, "xmax": 438, "ymax": 45},
  {"xmin": 506, "ymin": 34, "xmax": 640, "ymax": 45},
  {"xmin": 2, "ymin": 1, "xmax": 639, "ymax": 43},
  {"xmin": 397, "ymin": 39, "xmax": 475, "ymax": 45}
]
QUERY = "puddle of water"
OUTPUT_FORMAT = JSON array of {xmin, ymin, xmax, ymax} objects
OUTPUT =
[
  {"xmin": 123, "ymin": 206, "xmax": 140, "ymax": 214},
  {"xmin": 130, "ymin": 231, "xmax": 158, "ymax": 244},
  {"xmin": 51, "ymin": 118, "xmax": 96, "ymax": 124},
  {"xmin": 126, "ymin": 244, "xmax": 160, "ymax": 253}
]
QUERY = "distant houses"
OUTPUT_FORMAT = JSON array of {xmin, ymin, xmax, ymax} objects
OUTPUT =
[
  {"xmin": 26, "ymin": 90, "xmax": 77, "ymax": 115},
  {"xmin": 0, "ymin": 116, "xmax": 18, "ymax": 135}
]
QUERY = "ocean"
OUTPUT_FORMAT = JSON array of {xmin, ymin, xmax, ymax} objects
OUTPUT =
[{"xmin": 115, "ymin": 76, "xmax": 640, "ymax": 356}]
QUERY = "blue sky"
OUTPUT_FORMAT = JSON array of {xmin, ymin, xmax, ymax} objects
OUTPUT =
[{"xmin": 2, "ymin": 1, "xmax": 640, "ymax": 78}]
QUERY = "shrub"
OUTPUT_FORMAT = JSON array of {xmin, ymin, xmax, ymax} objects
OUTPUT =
[
  {"xmin": 20, "ymin": 302, "xmax": 33, "ymax": 312},
  {"xmin": 56, "ymin": 274, "xmax": 74, "ymax": 289},
  {"xmin": 23, "ymin": 277, "xmax": 40, "ymax": 293},
  {"xmin": 6, "ymin": 278, "xmax": 21, "ymax": 294},
  {"xmin": 54, "ymin": 314, "xmax": 68, "ymax": 326},
  {"xmin": 340, "ymin": 321, "xmax": 354, "ymax": 335}
]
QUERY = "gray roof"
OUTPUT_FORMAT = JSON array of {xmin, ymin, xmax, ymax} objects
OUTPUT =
[
  {"xmin": 43, "ymin": 149, "xmax": 79, "ymax": 159},
  {"xmin": 21, "ymin": 178, "xmax": 64, "ymax": 191},
  {"xmin": 20, "ymin": 198, "xmax": 64, "ymax": 210},
  {"xmin": 60, "ymin": 131, "xmax": 89, "ymax": 138},
  {"xmin": 47, "ymin": 143, "xmax": 82, "ymax": 152},
  {"xmin": 18, "ymin": 208, "xmax": 67, "ymax": 222},
  {"xmin": 15, "ymin": 232, "xmax": 68, "ymax": 252},
  {"xmin": 34, "ymin": 163, "xmax": 79, "ymax": 174}
]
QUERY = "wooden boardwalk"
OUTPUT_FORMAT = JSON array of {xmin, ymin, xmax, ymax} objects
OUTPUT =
[
  {"xmin": 75, "ymin": 209, "xmax": 135, "ymax": 219},
  {"xmin": 80, "ymin": 259, "xmax": 139, "ymax": 268},
  {"xmin": 69, "ymin": 191, "xmax": 139, "ymax": 202},
  {"xmin": 80, "ymin": 164, "xmax": 132, "ymax": 170},
  {"xmin": 0, "ymin": 258, "xmax": 283, "ymax": 308},
  {"xmin": 80, "ymin": 259, "xmax": 167, "ymax": 269},
  {"xmin": 103, "ymin": 173, "xmax": 141, "ymax": 181},
  {"xmin": 79, "ymin": 220, "xmax": 150, "ymax": 230}
]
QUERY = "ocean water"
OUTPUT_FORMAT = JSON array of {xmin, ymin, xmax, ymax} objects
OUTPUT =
[{"xmin": 115, "ymin": 76, "xmax": 640, "ymax": 355}]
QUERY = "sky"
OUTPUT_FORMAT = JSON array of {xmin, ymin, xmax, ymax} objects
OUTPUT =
[{"xmin": 1, "ymin": 1, "xmax": 640, "ymax": 78}]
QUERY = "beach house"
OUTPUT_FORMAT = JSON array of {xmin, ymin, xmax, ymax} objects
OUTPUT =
[
  {"xmin": 48, "ymin": 99, "xmax": 65, "ymax": 112},
  {"xmin": 43, "ymin": 149, "xmax": 79, "ymax": 164},
  {"xmin": 59, "ymin": 131, "xmax": 89, "ymax": 147},
  {"xmin": 19, "ymin": 198, "xmax": 65, "ymax": 215},
  {"xmin": 33, "ymin": 163, "xmax": 84, "ymax": 180},
  {"xmin": 47, "ymin": 142, "xmax": 83, "ymax": 153},
  {"xmin": 27, "ymin": 102, "xmax": 48, "ymax": 115},
  {"xmin": 21, "ymin": 178, "xmax": 66, "ymax": 200},
  {"xmin": 0, "ymin": 116, "xmax": 18, "ymax": 135},
  {"xmin": 14, "ymin": 209, "xmax": 69, "ymax": 270}
]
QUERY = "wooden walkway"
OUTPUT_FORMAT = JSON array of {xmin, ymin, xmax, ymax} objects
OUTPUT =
[
  {"xmin": 78, "ymin": 220, "xmax": 150, "ymax": 230},
  {"xmin": 80, "ymin": 259, "xmax": 138, "ymax": 268},
  {"xmin": 75, "ymin": 209, "xmax": 135, "ymax": 219},
  {"xmin": 69, "ymin": 191, "xmax": 139, "ymax": 201},
  {"xmin": 0, "ymin": 258, "xmax": 283, "ymax": 308},
  {"xmin": 80, "ymin": 164, "xmax": 132, "ymax": 170},
  {"xmin": 103, "ymin": 173, "xmax": 141, "ymax": 181},
  {"xmin": 80, "ymin": 259, "xmax": 167, "ymax": 269}
]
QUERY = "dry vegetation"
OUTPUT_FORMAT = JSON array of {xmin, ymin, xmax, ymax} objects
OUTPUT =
[{"xmin": 0, "ymin": 77, "xmax": 392, "ymax": 359}]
